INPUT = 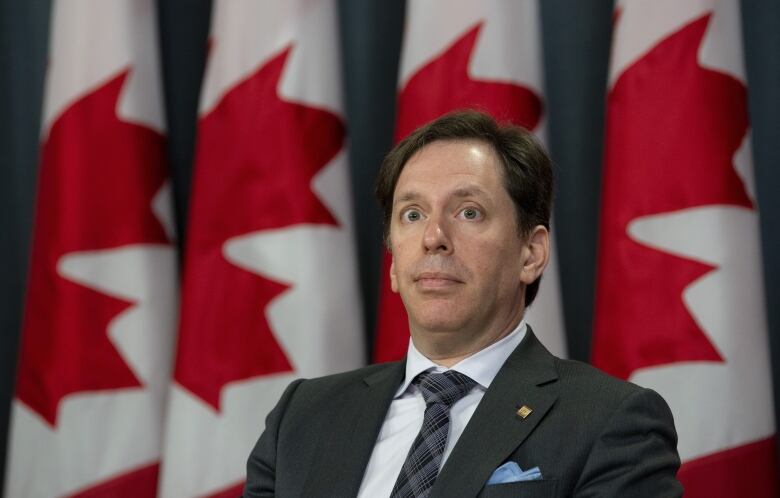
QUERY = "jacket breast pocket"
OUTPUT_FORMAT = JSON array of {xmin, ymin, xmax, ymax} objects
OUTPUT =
[{"xmin": 477, "ymin": 479, "xmax": 559, "ymax": 498}]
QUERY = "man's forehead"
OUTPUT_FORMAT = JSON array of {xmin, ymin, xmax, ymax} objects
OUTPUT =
[{"xmin": 392, "ymin": 140, "xmax": 504, "ymax": 200}]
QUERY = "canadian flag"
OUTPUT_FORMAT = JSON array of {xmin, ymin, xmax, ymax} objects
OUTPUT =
[
  {"xmin": 4, "ymin": 0, "xmax": 177, "ymax": 496},
  {"xmin": 158, "ymin": 1, "xmax": 364, "ymax": 496},
  {"xmin": 374, "ymin": 0, "xmax": 567, "ymax": 362},
  {"xmin": 593, "ymin": 1, "xmax": 778, "ymax": 496}
]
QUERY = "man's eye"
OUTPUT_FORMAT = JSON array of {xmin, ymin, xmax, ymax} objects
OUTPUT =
[
  {"xmin": 402, "ymin": 209, "xmax": 422, "ymax": 222},
  {"xmin": 460, "ymin": 207, "xmax": 481, "ymax": 220}
]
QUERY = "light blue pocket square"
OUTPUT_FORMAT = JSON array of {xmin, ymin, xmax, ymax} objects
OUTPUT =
[{"xmin": 486, "ymin": 462, "xmax": 543, "ymax": 485}]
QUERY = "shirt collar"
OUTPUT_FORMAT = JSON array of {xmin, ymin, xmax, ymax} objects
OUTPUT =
[{"xmin": 395, "ymin": 319, "xmax": 527, "ymax": 398}]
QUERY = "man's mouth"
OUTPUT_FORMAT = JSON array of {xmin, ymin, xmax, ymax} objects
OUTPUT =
[{"xmin": 414, "ymin": 272, "xmax": 464, "ymax": 288}]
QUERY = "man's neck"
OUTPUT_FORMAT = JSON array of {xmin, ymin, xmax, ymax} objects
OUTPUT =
[{"xmin": 411, "ymin": 314, "xmax": 525, "ymax": 367}]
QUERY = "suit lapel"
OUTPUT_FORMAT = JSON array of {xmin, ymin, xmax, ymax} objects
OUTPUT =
[
  {"xmin": 301, "ymin": 361, "xmax": 405, "ymax": 497},
  {"xmin": 430, "ymin": 330, "xmax": 559, "ymax": 498}
]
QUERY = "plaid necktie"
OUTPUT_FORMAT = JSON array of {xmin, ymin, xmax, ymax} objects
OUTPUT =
[{"xmin": 389, "ymin": 370, "xmax": 477, "ymax": 498}]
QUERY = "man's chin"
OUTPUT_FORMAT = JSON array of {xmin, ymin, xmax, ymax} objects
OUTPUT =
[{"xmin": 408, "ymin": 311, "xmax": 468, "ymax": 335}]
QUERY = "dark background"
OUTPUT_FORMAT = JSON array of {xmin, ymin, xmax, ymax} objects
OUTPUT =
[{"xmin": 1, "ymin": 0, "xmax": 778, "ymax": 490}]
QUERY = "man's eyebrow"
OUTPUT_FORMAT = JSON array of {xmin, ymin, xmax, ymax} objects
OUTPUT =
[
  {"xmin": 393, "ymin": 186, "xmax": 489, "ymax": 207},
  {"xmin": 393, "ymin": 191, "xmax": 421, "ymax": 206},
  {"xmin": 451, "ymin": 186, "xmax": 488, "ymax": 198}
]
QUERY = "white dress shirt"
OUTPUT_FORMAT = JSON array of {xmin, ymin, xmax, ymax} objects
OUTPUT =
[{"xmin": 356, "ymin": 320, "xmax": 527, "ymax": 498}]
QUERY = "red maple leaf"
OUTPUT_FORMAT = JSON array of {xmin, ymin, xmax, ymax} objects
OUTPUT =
[
  {"xmin": 175, "ymin": 46, "xmax": 344, "ymax": 410},
  {"xmin": 593, "ymin": 15, "xmax": 753, "ymax": 379},
  {"xmin": 374, "ymin": 23, "xmax": 543, "ymax": 362},
  {"xmin": 16, "ymin": 70, "xmax": 169, "ymax": 427}
]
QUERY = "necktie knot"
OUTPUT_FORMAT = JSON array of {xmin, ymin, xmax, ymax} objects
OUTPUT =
[{"xmin": 415, "ymin": 370, "xmax": 476, "ymax": 409}]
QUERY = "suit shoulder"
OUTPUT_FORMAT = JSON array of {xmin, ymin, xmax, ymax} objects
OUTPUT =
[
  {"xmin": 290, "ymin": 361, "xmax": 400, "ymax": 398},
  {"xmin": 551, "ymin": 356, "xmax": 661, "ymax": 409},
  {"xmin": 554, "ymin": 356, "xmax": 639, "ymax": 388},
  {"xmin": 544, "ymin": 356, "xmax": 677, "ymax": 452},
  {"xmin": 304, "ymin": 361, "xmax": 398, "ymax": 384},
  {"xmin": 265, "ymin": 362, "xmax": 401, "ymax": 431}
]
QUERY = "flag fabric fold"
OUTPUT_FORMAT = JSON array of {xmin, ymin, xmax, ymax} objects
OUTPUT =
[
  {"xmin": 159, "ymin": 2, "xmax": 364, "ymax": 496},
  {"xmin": 594, "ymin": 1, "xmax": 778, "ymax": 495},
  {"xmin": 4, "ymin": 0, "xmax": 177, "ymax": 496}
]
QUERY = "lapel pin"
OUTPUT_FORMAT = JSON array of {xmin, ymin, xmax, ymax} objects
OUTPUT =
[{"xmin": 516, "ymin": 405, "xmax": 533, "ymax": 419}]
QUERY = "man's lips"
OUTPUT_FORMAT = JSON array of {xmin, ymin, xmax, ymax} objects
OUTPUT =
[{"xmin": 414, "ymin": 272, "xmax": 464, "ymax": 288}]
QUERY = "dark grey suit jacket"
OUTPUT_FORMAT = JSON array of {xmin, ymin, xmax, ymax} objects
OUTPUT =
[{"xmin": 243, "ymin": 329, "xmax": 682, "ymax": 497}]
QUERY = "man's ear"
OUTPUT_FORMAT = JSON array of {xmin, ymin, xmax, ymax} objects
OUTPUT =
[
  {"xmin": 520, "ymin": 225, "xmax": 550, "ymax": 285},
  {"xmin": 389, "ymin": 257, "xmax": 399, "ymax": 293}
]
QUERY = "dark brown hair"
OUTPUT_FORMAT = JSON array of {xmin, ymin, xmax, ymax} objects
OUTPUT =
[{"xmin": 375, "ymin": 109, "xmax": 554, "ymax": 307}]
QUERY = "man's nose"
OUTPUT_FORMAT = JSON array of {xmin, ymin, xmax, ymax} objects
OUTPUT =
[{"xmin": 422, "ymin": 215, "xmax": 453, "ymax": 254}]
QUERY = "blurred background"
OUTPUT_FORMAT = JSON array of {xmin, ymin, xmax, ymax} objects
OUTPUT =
[{"xmin": 1, "ymin": 0, "xmax": 779, "ymax": 496}]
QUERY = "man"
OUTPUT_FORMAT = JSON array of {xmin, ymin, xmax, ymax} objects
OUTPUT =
[{"xmin": 243, "ymin": 110, "xmax": 682, "ymax": 497}]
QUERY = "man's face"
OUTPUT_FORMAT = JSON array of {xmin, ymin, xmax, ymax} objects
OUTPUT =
[{"xmin": 389, "ymin": 139, "xmax": 544, "ymax": 345}]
